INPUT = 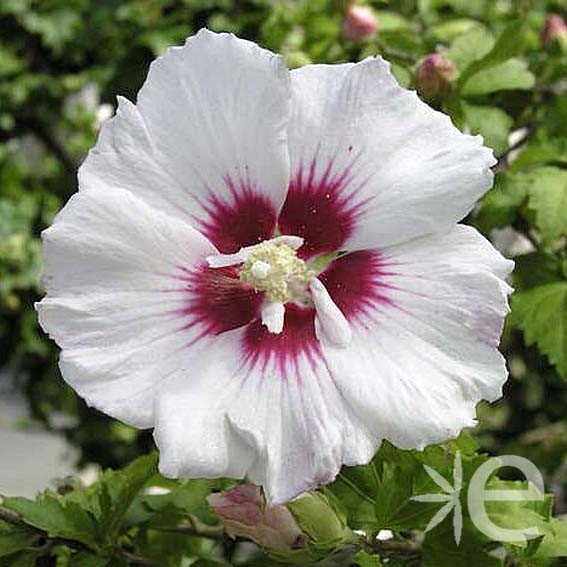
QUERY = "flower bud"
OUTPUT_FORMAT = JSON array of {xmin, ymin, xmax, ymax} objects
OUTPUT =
[
  {"xmin": 208, "ymin": 485, "xmax": 356, "ymax": 564},
  {"xmin": 542, "ymin": 14, "xmax": 567, "ymax": 49},
  {"xmin": 287, "ymin": 491, "xmax": 351, "ymax": 547},
  {"xmin": 415, "ymin": 53, "xmax": 456, "ymax": 99},
  {"xmin": 207, "ymin": 484, "xmax": 307, "ymax": 553},
  {"xmin": 343, "ymin": 4, "xmax": 378, "ymax": 42}
]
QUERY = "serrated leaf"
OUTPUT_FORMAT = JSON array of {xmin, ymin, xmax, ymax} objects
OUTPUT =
[
  {"xmin": 65, "ymin": 453, "xmax": 158, "ymax": 543},
  {"xmin": 461, "ymin": 59, "xmax": 535, "ymax": 96},
  {"xmin": 510, "ymin": 282, "xmax": 567, "ymax": 378},
  {"xmin": 2, "ymin": 494, "xmax": 98, "ymax": 549},
  {"xmin": 525, "ymin": 167, "xmax": 567, "ymax": 243}
]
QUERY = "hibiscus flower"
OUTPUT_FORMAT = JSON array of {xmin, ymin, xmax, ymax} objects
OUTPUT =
[{"xmin": 37, "ymin": 30, "xmax": 513, "ymax": 504}]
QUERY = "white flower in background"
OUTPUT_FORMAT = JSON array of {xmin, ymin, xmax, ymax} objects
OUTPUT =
[{"xmin": 37, "ymin": 30, "xmax": 513, "ymax": 504}]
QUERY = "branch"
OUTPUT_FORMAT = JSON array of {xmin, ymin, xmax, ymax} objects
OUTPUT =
[
  {"xmin": 495, "ymin": 124, "xmax": 538, "ymax": 167},
  {"xmin": 0, "ymin": 505, "xmax": 28, "ymax": 528},
  {"xmin": 152, "ymin": 522, "xmax": 225, "ymax": 540}
]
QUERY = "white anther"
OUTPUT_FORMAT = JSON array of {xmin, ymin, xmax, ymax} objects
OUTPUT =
[{"xmin": 250, "ymin": 260, "xmax": 271, "ymax": 280}]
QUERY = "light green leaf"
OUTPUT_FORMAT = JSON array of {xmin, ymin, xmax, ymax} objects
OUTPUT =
[
  {"xmin": 458, "ymin": 20, "xmax": 528, "ymax": 89},
  {"xmin": 534, "ymin": 519, "xmax": 567, "ymax": 558},
  {"xmin": 462, "ymin": 59, "xmax": 535, "ymax": 96},
  {"xmin": 526, "ymin": 167, "xmax": 567, "ymax": 243},
  {"xmin": 429, "ymin": 19, "xmax": 481, "ymax": 43},
  {"xmin": 1, "ymin": 494, "xmax": 97, "ymax": 549},
  {"xmin": 448, "ymin": 26, "xmax": 493, "ymax": 72},
  {"xmin": 462, "ymin": 103, "xmax": 513, "ymax": 154},
  {"xmin": 353, "ymin": 550, "xmax": 384, "ymax": 566},
  {"xmin": 510, "ymin": 282, "xmax": 567, "ymax": 378}
]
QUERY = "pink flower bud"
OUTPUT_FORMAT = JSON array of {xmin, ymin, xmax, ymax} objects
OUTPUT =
[
  {"xmin": 542, "ymin": 14, "xmax": 567, "ymax": 46},
  {"xmin": 343, "ymin": 4, "xmax": 378, "ymax": 41},
  {"xmin": 415, "ymin": 53, "xmax": 457, "ymax": 99},
  {"xmin": 207, "ymin": 484, "xmax": 307, "ymax": 552}
]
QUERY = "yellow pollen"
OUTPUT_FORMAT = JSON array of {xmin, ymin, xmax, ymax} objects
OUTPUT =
[{"xmin": 239, "ymin": 242, "xmax": 312, "ymax": 302}]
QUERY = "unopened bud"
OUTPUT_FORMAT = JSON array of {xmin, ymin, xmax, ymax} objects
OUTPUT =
[
  {"xmin": 415, "ymin": 53, "xmax": 456, "ymax": 99},
  {"xmin": 343, "ymin": 4, "xmax": 377, "ymax": 42},
  {"xmin": 207, "ymin": 484, "xmax": 307, "ymax": 553},
  {"xmin": 208, "ymin": 485, "xmax": 356, "ymax": 564},
  {"xmin": 542, "ymin": 14, "xmax": 567, "ymax": 49},
  {"xmin": 287, "ymin": 491, "xmax": 350, "ymax": 547}
]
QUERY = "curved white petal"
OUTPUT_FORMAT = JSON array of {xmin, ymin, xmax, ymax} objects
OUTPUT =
[
  {"xmin": 154, "ymin": 312, "xmax": 378, "ymax": 505},
  {"xmin": 319, "ymin": 225, "xmax": 513, "ymax": 450},
  {"xmin": 284, "ymin": 59, "xmax": 495, "ymax": 252},
  {"xmin": 154, "ymin": 333, "xmax": 257, "ymax": 480},
  {"xmin": 80, "ymin": 29, "xmax": 291, "ymax": 252},
  {"xmin": 37, "ymin": 187, "xmax": 217, "ymax": 428}
]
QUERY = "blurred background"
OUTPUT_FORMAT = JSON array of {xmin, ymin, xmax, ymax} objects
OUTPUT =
[{"xmin": 0, "ymin": 0, "xmax": 566, "ymax": 514}]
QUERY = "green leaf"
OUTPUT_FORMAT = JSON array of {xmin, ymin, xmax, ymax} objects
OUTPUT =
[
  {"xmin": 448, "ymin": 26, "xmax": 493, "ymax": 72},
  {"xmin": 429, "ymin": 19, "xmax": 481, "ymax": 43},
  {"xmin": 458, "ymin": 20, "xmax": 528, "ymax": 90},
  {"xmin": 484, "ymin": 479, "xmax": 554, "ymax": 548},
  {"xmin": 0, "ymin": 522, "xmax": 37, "ymax": 557},
  {"xmin": 125, "ymin": 477, "xmax": 231, "ymax": 529},
  {"xmin": 525, "ymin": 167, "xmax": 567, "ymax": 243},
  {"xmin": 461, "ymin": 59, "xmax": 535, "ymax": 96},
  {"xmin": 353, "ymin": 550, "xmax": 384, "ymax": 566},
  {"xmin": 510, "ymin": 282, "xmax": 567, "ymax": 378},
  {"xmin": 98, "ymin": 453, "xmax": 158, "ymax": 541},
  {"xmin": 422, "ymin": 518, "xmax": 503, "ymax": 567},
  {"xmin": 473, "ymin": 172, "xmax": 529, "ymax": 233},
  {"xmin": 534, "ymin": 519, "xmax": 567, "ymax": 558},
  {"xmin": 462, "ymin": 103, "xmax": 513, "ymax": 154},
  {"xmin": 513, "ymin": 253, "xmax": 564, "ymax": 291},
  {"xmin": 1, "ymin": 494, "xmax": 98, "ymax": 549},
  {"xmin": 1, "ymin": 551, "xmax": 37, "ymax": 567}
]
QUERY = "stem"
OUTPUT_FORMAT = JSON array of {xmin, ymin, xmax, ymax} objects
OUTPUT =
[
  {"xmin": 495, "ymin": 124, "xmax": 537, "ymax": 166},
  {"xmin": 153, "ymin": 523, "xmax": 225, "ymax": 539}
]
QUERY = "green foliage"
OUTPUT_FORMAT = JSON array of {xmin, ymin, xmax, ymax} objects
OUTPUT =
[{"xmin": 1, "ymin": 0, "xmax": 567, "ymax": 565}]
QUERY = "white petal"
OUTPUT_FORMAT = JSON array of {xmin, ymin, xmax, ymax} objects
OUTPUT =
[
  {"xmin": 287, "ymin": 59, "xmax": 495, "ymax": 250},
  {"xmin": 154, "ymin": 316, "xmax": 378, "ymax": 504},
  {"xmin": 261, "ymin": 300, "xmax": 285, "ymax": 334},
  {"xmin": 37, "ymin": 187, "xmax": 217, "ymax": 428},
  {"xmin": 154, "ymin": 333, "xmax": 256, "ymax": 479},
  {"xmin": 80, "ymin": 30, "xmax": 291, "ymax": 250},
  {"xmin": 320, "ymin": 225, "xmax": 513, "ymax": 450},
  {"xmin": 226, "ymin": 336, "xmax": 377, "ymax": 504},
  {"xmin": 310, "ymin": 278, "xmax": 352, "ymax": 347}
]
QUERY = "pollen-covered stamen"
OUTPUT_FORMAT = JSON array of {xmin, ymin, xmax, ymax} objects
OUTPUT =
[{"xmin": 239, "ymin": 242, "xmax": 313, "ymax": 303}]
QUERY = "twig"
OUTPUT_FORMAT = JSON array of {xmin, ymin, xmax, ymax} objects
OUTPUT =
[
  {"xmin": 495, "ymin": 124, "xmax": 537, "ymax": 166},
  {"xmin": 0, "ymin": 505, "xmax": 28, "ymax": 528},
  {"xmin": 121, "ymin": 551, "xmax": 160, "ymax": 566},
  {"xmin": 154, "ymin": 523, "xmax": 225, "ymax": 539}
]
